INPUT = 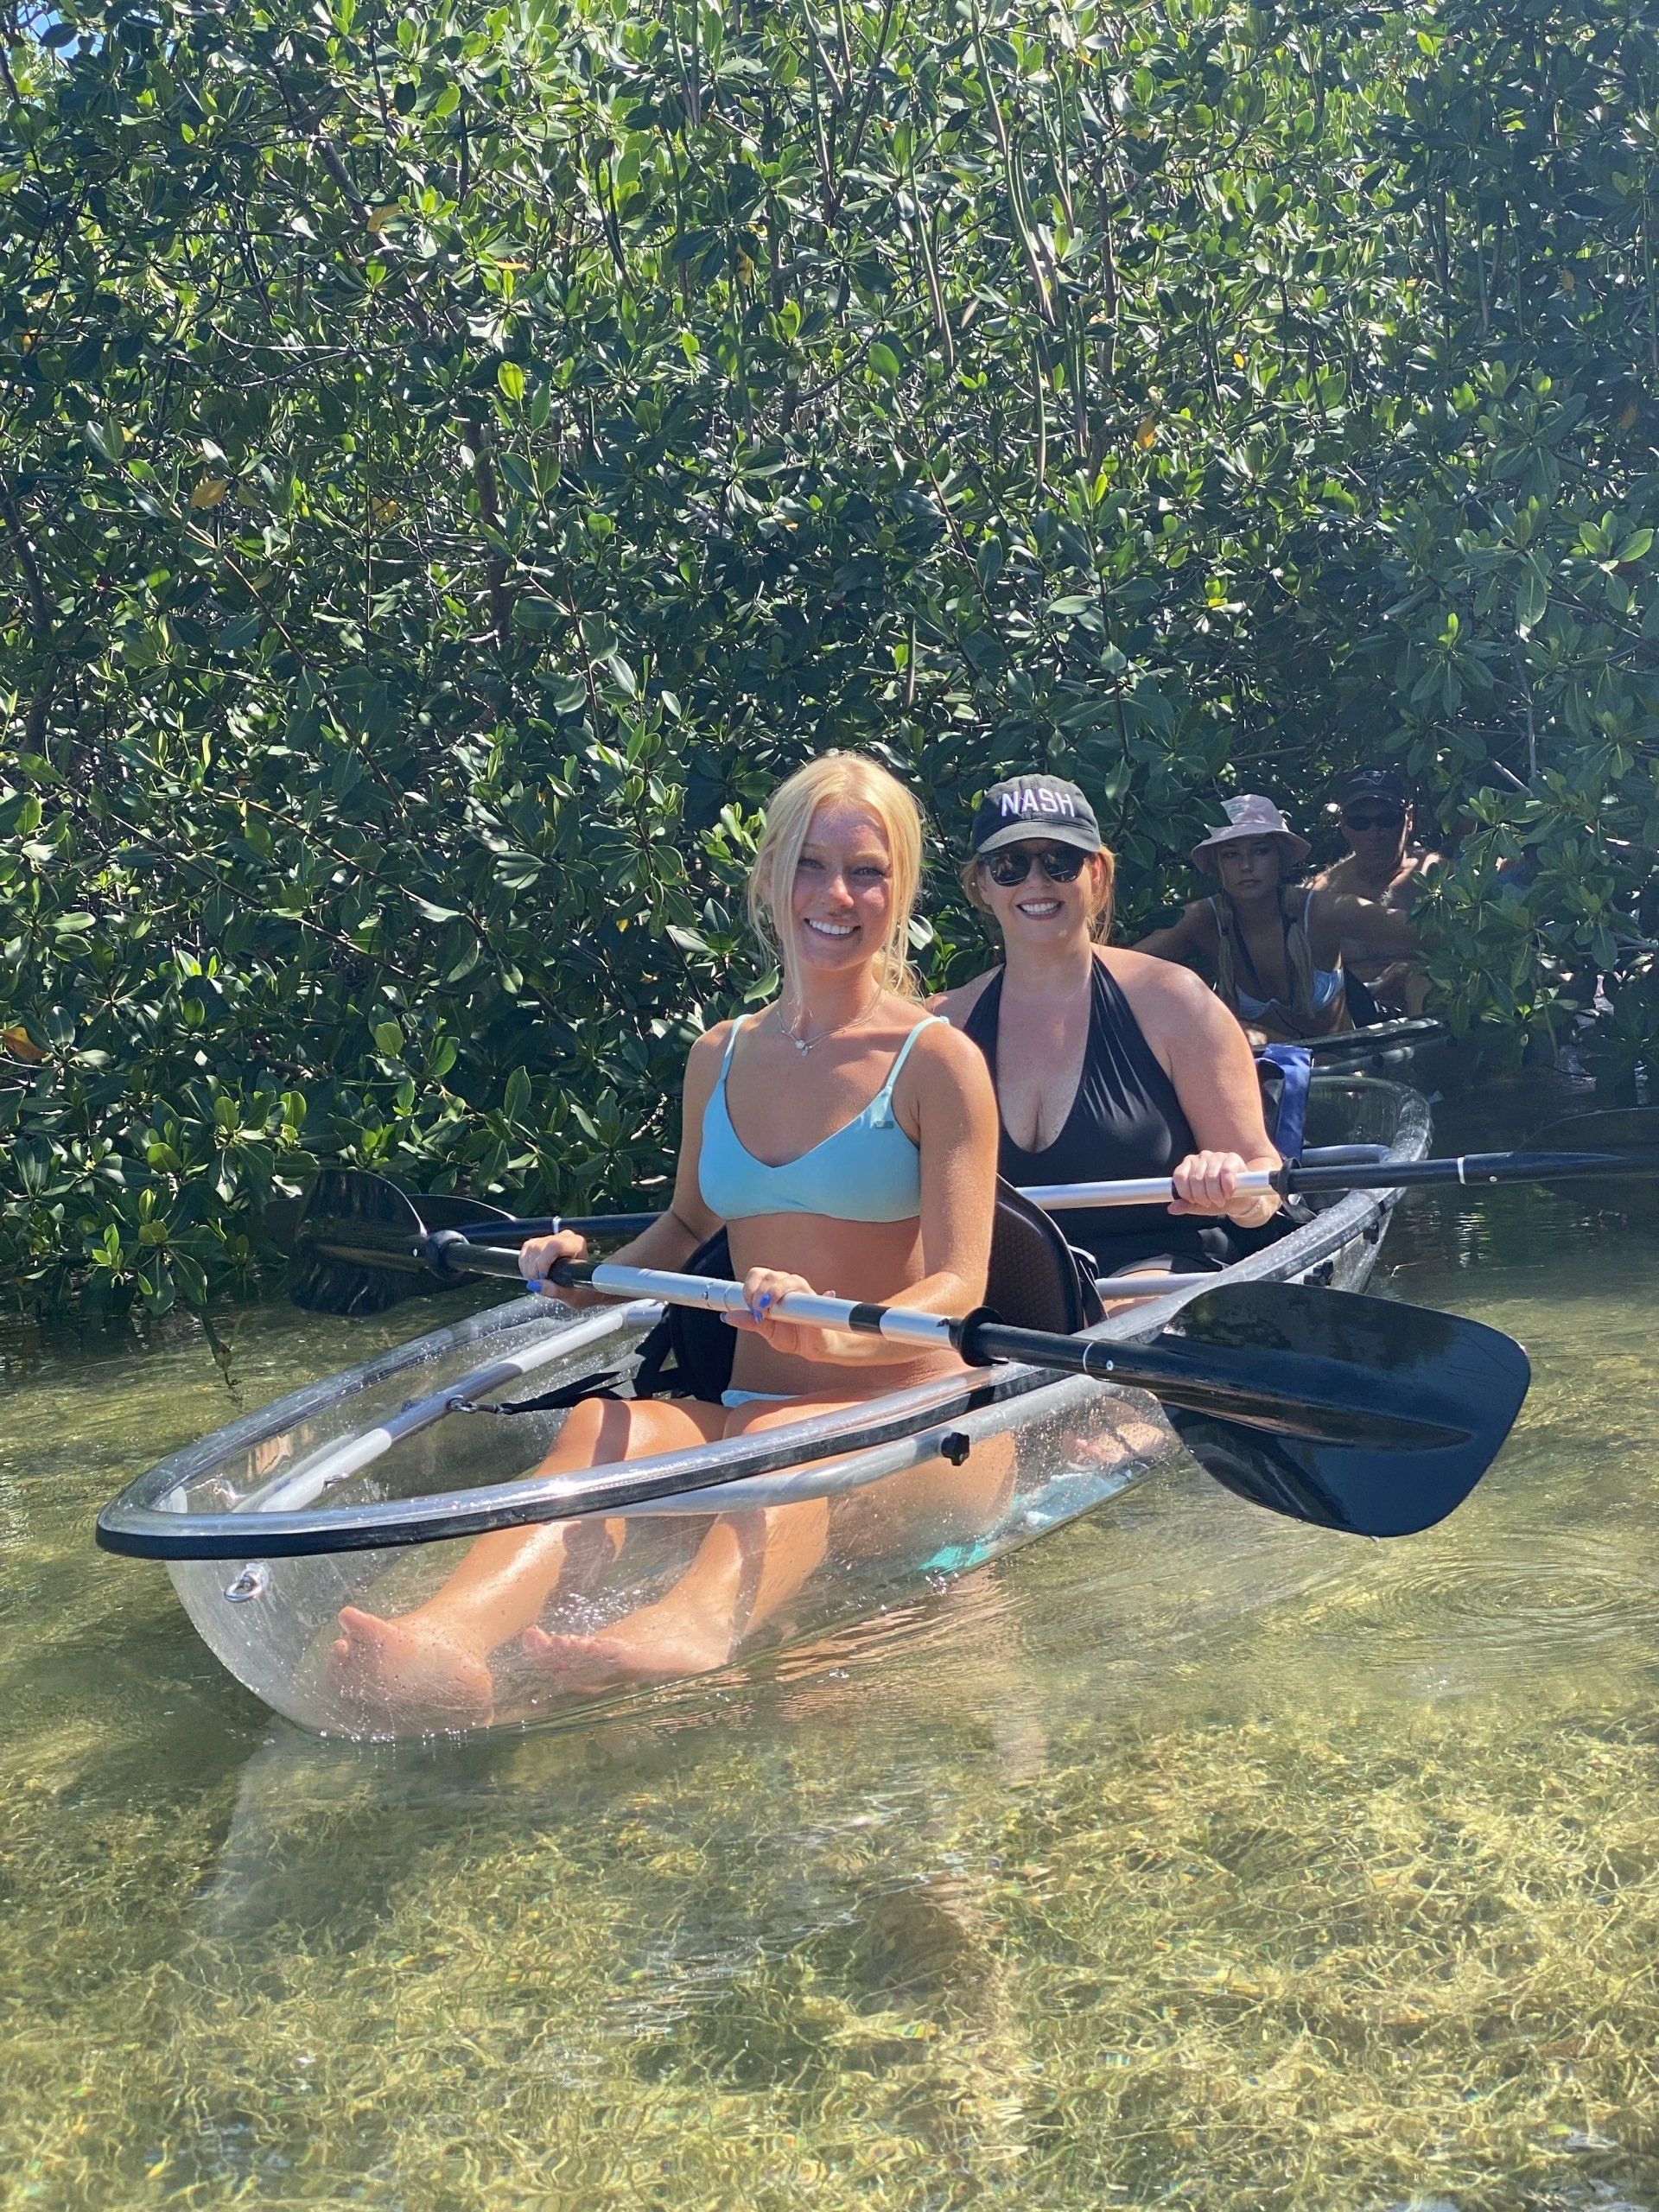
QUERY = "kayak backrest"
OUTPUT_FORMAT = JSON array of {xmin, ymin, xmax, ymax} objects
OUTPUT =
[
  {"xmin": 987, "ymin": 1179, "xmax": 1105, "ymax": 1334},
  {"xmin": 628, "ymin": 1234, "xmax": 741, "ymax": 1402}
]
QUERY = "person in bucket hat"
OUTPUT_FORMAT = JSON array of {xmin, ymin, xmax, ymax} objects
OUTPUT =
[
  {"xmin": 1188, "ymin": 794, "xmax": 1311, "ymax": 877},
  {"xmin": 1135, "ymin": 794, "xmax": 1419, "ymax": 1044}
]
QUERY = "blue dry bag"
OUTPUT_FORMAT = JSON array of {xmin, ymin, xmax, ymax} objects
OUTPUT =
[{"xmin": 1255, "ymin": 1044, "xmax": 1312, "ymax": 1161}]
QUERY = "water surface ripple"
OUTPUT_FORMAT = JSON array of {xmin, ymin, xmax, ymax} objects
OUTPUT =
[{"xmin": 2, "ymin": 1081, "xmax": 1657, "ymax": 2211}]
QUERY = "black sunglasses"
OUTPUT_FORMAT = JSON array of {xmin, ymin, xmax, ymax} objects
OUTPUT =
[
  {"xmin": 1343, "ymin": 807, "xmax": 1406, "ymax": 832},
  {"xmin": 982, "ymin": 844, "xmax": 1090, "ymax": 887}
]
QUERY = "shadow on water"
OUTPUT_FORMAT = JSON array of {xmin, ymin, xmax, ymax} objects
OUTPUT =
[{"xmin": 3, "ymin": 1077, "xmax": 1658, "ymax": 2209}]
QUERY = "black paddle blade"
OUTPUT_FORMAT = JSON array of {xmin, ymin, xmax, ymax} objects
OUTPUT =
[
  {"xmin": 1160, "ymin": 1282, "xmax": 1529, "ymax": 1538},
  {"xmin": 285, "ymin": 1170, "xmax": 435, "ymax": 1316},
  {"xmin": 1516, "ymin": 1109, "xmax": 1659, "ymax": 1198}
]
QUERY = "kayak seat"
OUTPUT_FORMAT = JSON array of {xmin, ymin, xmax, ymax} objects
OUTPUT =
[{"xmin": 985, "ymin": 1179, "xmax": 1104, "ymax": 1335}]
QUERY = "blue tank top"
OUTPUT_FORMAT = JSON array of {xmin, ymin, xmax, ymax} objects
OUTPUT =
[{"xmin": 699, "ymin": 1014, "xmax": 940, "ymax": 1224}]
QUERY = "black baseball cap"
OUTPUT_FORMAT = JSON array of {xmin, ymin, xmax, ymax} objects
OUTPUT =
[
  {"xmin": 1333, "ymin": 766, "xmax": 1409, "ymax": 810},
  {"xmin": 969, "ymin": 774, "xmax": 1103, "ymax": 859}
]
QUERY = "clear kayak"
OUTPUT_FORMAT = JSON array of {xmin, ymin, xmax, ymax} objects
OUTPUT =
[
  {"xmin": 99, "ymin": 1076, "xmax": 1431, "ymax": 1738},
  {"xmin": 1305, "ymin": 1016, "xmax": 1452, "ymax": 1080}
]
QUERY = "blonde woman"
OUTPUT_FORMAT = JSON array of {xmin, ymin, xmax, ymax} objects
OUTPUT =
[
  {"xmin": 330, "ymin": 753, "xmax": 1001, "ymax": 1724},
  {"xmin": 934, "ymin": 774, "xmax": 1282, "ymax": 1283}
]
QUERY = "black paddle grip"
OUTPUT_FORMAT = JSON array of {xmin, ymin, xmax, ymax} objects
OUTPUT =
[
  {"xmin": 424, "ymin": 1230, "xmax": 543, "ymax": 1286},
  {"xmin": 951, "ymin": 1307, "xmax": 1038, "ymax": 1367}
]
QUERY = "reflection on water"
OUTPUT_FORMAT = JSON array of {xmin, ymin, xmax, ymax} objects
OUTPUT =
[{"xmin": 2, "ymin": 1082, "xmax": 1657, "ymax": 2209}]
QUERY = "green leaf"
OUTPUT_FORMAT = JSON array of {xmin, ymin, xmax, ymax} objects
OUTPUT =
[
  {"xmin": 543, "ymin": 674, "xmax": 588, "ymax": 715},
  {"xmin": 868, "ymin": 341, "xmax": 901, "ymax": 381},
  {"xmin": 497, "ymin": 451, "xmax": 537, "ymax": 501},
  {"xmin": 1515, "ymin": 555, "xmax": 1549, "ymax": 632},
  {"xmin": 497, "ymin": 360, "xmax": 526, "ymax": 402},
  {"xmin": 444, "ymin": 931, "xmax": 482, "ymax": 984},
  {"xmin": 513, "ymin": 595, "xmax": 562, "ymax": 633}
]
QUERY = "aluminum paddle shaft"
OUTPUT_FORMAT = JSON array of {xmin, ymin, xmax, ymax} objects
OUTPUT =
[
  {"xmin": 1024, "ymin": 1145, "xmax": 1652, "ymax": 1212},
  {"xmin": 524, "ymin": 1254, "xmax": 1466, "ymax": 1452}
]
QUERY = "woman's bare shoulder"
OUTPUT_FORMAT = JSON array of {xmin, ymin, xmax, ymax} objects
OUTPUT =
[
  {"xmin": 689, "ymin": 1014, "xmax": 739, "ymax": 1058},
  {"xmin": 1103, "ymin": 944, "xmax": 1243, "ymax": 1065},
  {"xmin": 1103, "ymin": 942, "xmax": 1221, "ymax": 1009},
  {"xmin": 892, "ymin": 1009, "xmax": 995, "ymax": 1137},
  {"xmin": 911, "ymin": 1008, "xmax": 990, "ymax": 1077},
  {"xmin": 928, "ymin": 968, "xmax": 997, "ymax": 1025},
  {"xmin": 683, "ymin": 1016, "xmax": 741, "ymax": 1090}
]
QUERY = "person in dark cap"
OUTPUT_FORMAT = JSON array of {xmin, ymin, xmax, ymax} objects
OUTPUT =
[
  {"xmin": 1134, "ymin": 795, "xmax": 1419, "ymax": 1043},
  {"xmin": 1313, "ymin": 769, "xmax": 1440, "ymax": 1019},
  {"xmin": 932, "ymin": 774, "xmax": 1285, "ymax": 1288}
]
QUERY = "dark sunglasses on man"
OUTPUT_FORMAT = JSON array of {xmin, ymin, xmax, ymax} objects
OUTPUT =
[
  {"xmin": 982, "ymin": 844, "xmax": 1090, "ymax": 887},
  {"xmin": 1342, "ymin": 805, "xmax": 1406, "ymax": 833}
]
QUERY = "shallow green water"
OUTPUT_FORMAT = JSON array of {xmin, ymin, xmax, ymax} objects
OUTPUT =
[{"xmin": 3, "ymin": 1083, "xmax": 1657, "ymax": 2212}]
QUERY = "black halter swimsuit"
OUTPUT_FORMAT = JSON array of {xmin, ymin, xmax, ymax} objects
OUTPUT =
[{"xmin": 962, "ymin": 959, "xmax": 1232, "ymax": 1276}]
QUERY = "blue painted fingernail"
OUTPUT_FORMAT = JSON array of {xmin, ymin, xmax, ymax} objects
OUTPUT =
[{"xmin": 758, "ymin": 1293, "xmax": 772, "ymax": 1312}]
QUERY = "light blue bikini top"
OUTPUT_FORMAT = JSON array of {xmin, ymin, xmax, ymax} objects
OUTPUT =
[
  {"xmin": 1235, "ymin": 970, "xmax": 1344, "ymax": 1021},
  {"xmin": 1211, "ymin": 889, "xmax": 1345, "ymax": 1031},
  {"xmin": 699, "ymin": 1014, "xmax": 941, "ymax": 1223}
]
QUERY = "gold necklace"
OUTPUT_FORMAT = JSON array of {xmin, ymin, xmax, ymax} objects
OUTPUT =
[{"xmin": 776, "ymin": 982, "xmax": 883, "ymax": 1056}]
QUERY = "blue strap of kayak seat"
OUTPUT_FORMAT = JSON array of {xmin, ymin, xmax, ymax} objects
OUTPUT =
[{"xmin": 1256, "ymin": 1045, "xmax": 1313, "ymax": 1161}]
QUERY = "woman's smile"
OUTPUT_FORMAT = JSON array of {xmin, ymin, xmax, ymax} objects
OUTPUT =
[{"xmin": 789, "ymin": 798, "xmax": 893, "ymax": 973}]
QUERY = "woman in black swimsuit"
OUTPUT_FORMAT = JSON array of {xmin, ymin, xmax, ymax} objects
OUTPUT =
[{"xmin": 932, "ymin": 775, "xmax": 1282, "ymax": 1281}]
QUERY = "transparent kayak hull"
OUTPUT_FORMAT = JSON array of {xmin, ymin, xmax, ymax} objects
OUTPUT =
[
  {"xmin": 101, "ymin": 1077, "xmax": 1430, "ymax": 1738},
  {"xmin": 1306, "ymin": 1016, "xmax": 1453, "ymax": 1080}
]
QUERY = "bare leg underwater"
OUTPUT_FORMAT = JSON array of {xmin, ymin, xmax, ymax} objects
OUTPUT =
[
  {"xmin": 521, "ymin": 1392, "xmax": 868, "ymax": 1693},
  {"xmin": 331, "ymin": 1389, "xmax": 1017, "ymax": 1719},
  {"xmin": 327, "ymin": 1395, "xmax": 723, "ymax": 1723}
]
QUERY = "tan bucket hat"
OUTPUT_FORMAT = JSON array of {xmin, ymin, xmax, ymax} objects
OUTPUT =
[{"xmin": 1190, "ymin": 794, "xmax": 1311, "ymax": 876}]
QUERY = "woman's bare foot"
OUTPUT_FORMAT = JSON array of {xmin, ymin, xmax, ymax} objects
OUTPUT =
[
  {"xmin": 521, "ymin": 1610, "xmax": 734, "ymax": 1694},
  {"xmin": 1071, "ymin": 1414, "xmax": 1167, "ymax": 1469},
  {"xmin": 522, "ymin": 1513, "xmax": 749, "ymax": 1694},
  {"xmin": 328, "ymin": 1605, "xmax": 496, "ymax": 1727}
]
